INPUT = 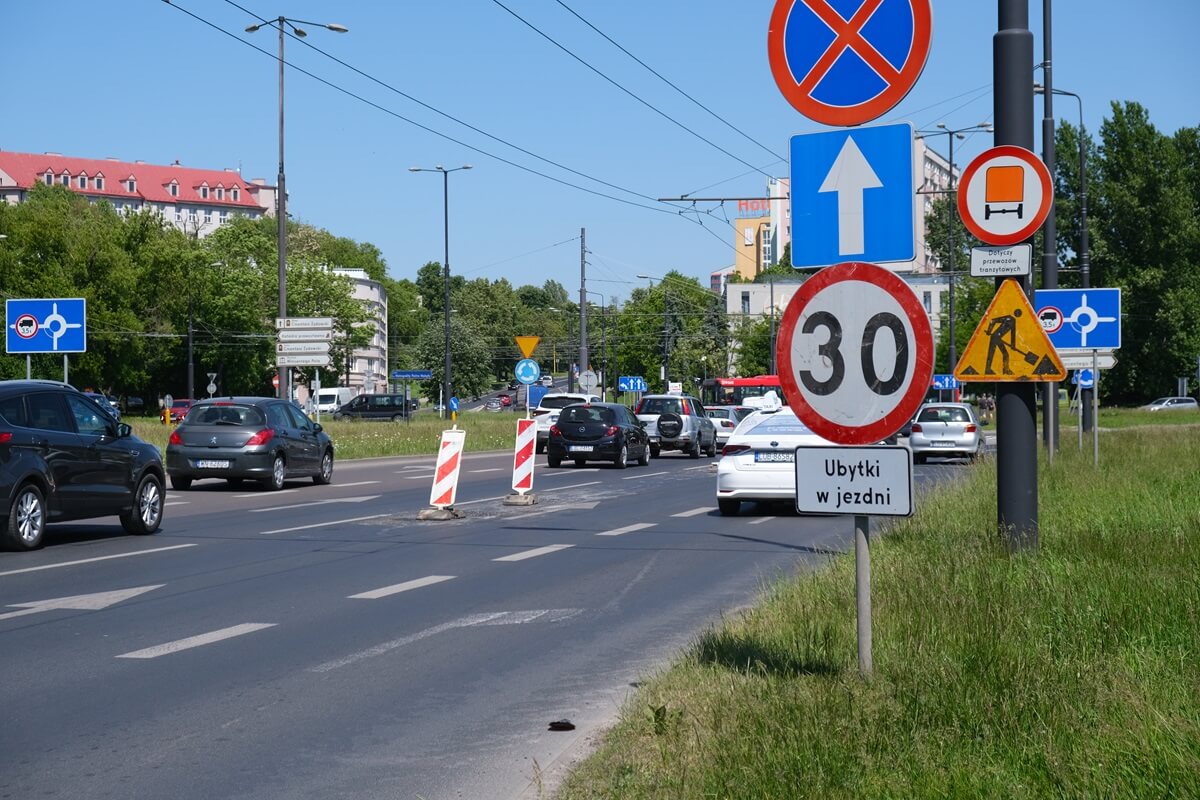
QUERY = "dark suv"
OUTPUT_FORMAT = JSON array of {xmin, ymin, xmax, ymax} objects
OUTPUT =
[
  {"xmin": 0, "ymin": 380, "xmax": 165, "ymax": 550},
  {"xmin": 332, "ymin": 393, "xmax": 414, "ymax": 421}
]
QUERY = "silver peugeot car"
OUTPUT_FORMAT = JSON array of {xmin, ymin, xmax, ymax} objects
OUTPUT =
[{"xmin": 907, "ymin": 402, "xmax": 983, "ymax": 464}]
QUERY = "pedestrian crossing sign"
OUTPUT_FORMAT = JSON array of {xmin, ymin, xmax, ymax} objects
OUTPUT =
[{"xmin": 954, "ymin": 279, "xmax": 1066, "ymax": 382}]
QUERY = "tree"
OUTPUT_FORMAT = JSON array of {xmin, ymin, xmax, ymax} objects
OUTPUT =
[{"xmin": 414, "ymin": 314, "xmax": 494, "ymax": 400}]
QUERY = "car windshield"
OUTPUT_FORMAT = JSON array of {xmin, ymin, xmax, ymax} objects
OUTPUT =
[
  {"xmin": 743, "ymin": 412, "xmax": 812, "ymax": 436},
  {"xmin": 540, "ymin": 396, "xmax": 586, "ymax": 410},
  {"xmin": 638, "ymin": 398, "xmax": 683, "ymax": 415},
  {"xmin": 184, "ymin": 404, "xmax": 265, "ymax": 426},
  {"xmin": 918, "ymin": 406, "xmax": 971, "ymax": 423},
  {"xmin": 559, "ymin": 406, "xmax": 615, "ymax": 425},
  {"xmin": 1150, "ymin": 398, "xmax": 1170, "ymax": 405}
]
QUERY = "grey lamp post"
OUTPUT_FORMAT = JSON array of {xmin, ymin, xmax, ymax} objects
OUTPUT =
[
  {"xmin": 916, "ymin": 122, "xmax": 993, "ymax": 375},
  {"xmin": 583, "ymin": 289, "xmax": 609, "ymax": 399},
  {"xmin": 410, "ymin": 165, "xmax": 472, "ymax": 417},
  {"xmin": 245, "ymin": 16, "xmax": 348, "ymax": 399}
]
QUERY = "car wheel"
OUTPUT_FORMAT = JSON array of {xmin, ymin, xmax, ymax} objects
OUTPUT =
[
  {"xmin": 391, "ymin": 413, "xmax": 405, "ymax": 422},
  {"xmin": 718, "ymin": 498, "xmax": 740, "ymax": 516},
  {"xmin": 650, "ymin": 444, "xmax": 661, "ymax": 459},
  {"xmin": 657, "ymin": 412, "xmax": 683, "ymax": 439},
  {"xmin": 705, "ymin": 433, "xmax": 718, "ymax": 457},
  {"xmin": 637, "ymin": 444, "xmax": 650, "ymax": 466},
  {"xmin": 615, "ymin": 444, "xmax": 628, "ymax": 469},
  {"xmin": 171, "ymin": 475, "xmax": 192, "ymax": 491},
  {"xmin": 547, "ymin": 455, "xmax": 561, "ymax": 468},
  {"xmin": 689, "ymin": 437, "xmax": 701, "ymax": 459},
  {"xmin": 332, "ymin": 413, "xmax": 344, "ymax": 421},
  {"xmin": 5, "ymin": 483, "xmax": 46, "ymax": 551},
  {"xmin": 314, "ymin": 449, "xmax": 334, "ymax": 485},
  {"xmin": 537, "ymin": 441, "xmax": 546, "ymax": 454},
  {"xmin": 121, "ymin": 472, "xmax": 163, "ymax": 536},
  {"xmin": 263, "ymin": 454, "xmax": 286, "ymax": 490}
]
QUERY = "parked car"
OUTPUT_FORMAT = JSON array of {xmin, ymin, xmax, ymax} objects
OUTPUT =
[
  {"xmin": 547, "ymin": 402, "xmax": 650, "ymax": 469},
  {"xmin": 706, "ymin": 405, "xmax": 754, "ymax": 446},
  {"xmin": 507, "ymin": 381, "xmax": 521, "ymax": 391},
  {"xmin": 540, "ymin": 375, "xmax": 555, "ymax": 387},
  {"xmin": 161, "ymin": 398, "xmax": 193, "ymax": 424},
  {"xmin": 908, "ymin": 402, "xmax": 982, "ymax": 464},
  {"xmin": 499, "ymin": 393, "xmax": 513, "ymax": 407},
  {"xmin": 124, "ymin": 395, "xmax": 146, "ymax": 415},
  {"xmin": 715, "ymin": 405, "xmax": 836, "ymax": 516},
  {"xmin": 0, "ymin": 379, "xmax": 165, "ymax": 550},
  {"xmin": 634, "ymin": 393, "xmax": 718, "ymax": 458},
  {"xmin": 1139, "ymin": 396, "xmax": 1198, "ymax": 412},
  {"xmin": 166, "ymin": 397, "xmax": 334, "ymax": 491},
  {"xmin": 332, "ymin": 393, "xmax": 411, "ymax": 421},
  {"xmin": 82, "ymin": 391, "xmax": 121, "ymax": 421},
  {"xmin": 532, "ymin": 392, "xmax": 602, "ymax": 453},
  {"xmin": 314, "ymin": 386, "xmax": 357, "ymax": 415},
  {"xmin": 485, "ymin": 398, "xmax": 503, "ymax": 412}
]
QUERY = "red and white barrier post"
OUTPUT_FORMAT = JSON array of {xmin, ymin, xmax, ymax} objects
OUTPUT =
[
  {"xmin": 419, "ymin": 427, "xmax": 466, "ymax": 520},
  {"xmin": 505, "ymin": 417, "xmax": 538, "ymax": 505}
]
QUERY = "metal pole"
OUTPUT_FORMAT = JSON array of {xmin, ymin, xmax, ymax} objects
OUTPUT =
[
  {"xmin": 768, "ymin": 278, "xmax": 777, "ymax": 374},
  {"xmin": 579, "ymin": 228, "xmax": 588, "ymax": 377},
  {"xmin": 63, "ymin": 354, "xmax": 68, "ymax": 384},
  {"xmin": 187, "ymin": 287, "xmax": 195, "ymax": 402},
  {"xmin": 994, "ymin": 0, "xmax": 1038, "ymax": 551},
  {"xmin": 1040, "ymin": 0, "xmax": 1059, "ymax": 456},
  {"xmin": 948, "ymin": 132, "xmax": 958, "ymax": 373},
  {"xmin": 27, "ymin": 354, "xmax": 31, "ymax": 380},
  {"xmin": 443, "ymin": 169, "xmax": 452, "ymax": 420},
  {"xmin": 855, "ymin": 515, "xmax": 872, "ymax": 676},
  {"xmin": 277, "ymin": 17, "xmax": 288, "ymax": 402},
  {"xmin": 1092, "ymin": 349, "xmax": 1100, "ymax": 465},
  {"xmin": 1075, "ymin": 93, "xmax": 1095, "ymax": 434}
]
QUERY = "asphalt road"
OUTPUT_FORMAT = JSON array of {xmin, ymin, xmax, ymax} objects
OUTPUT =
[{"xmin": 0, "ymin": 443, "xmax": 974, "ymax": 799}]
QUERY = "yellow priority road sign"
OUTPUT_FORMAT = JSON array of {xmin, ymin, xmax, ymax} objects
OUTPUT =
[
  {"xmin": 954, "ymin": 279, "xmax": 1066, "ymax": 382},
  {"xmin": 514, "ymin": 335, "xmax": 541, "ymax": 359}
]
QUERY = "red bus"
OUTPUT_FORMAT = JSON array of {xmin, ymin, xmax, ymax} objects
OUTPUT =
[{"xmin": 700, "ymin": 376, "xmax": 785, "ymax": 407}]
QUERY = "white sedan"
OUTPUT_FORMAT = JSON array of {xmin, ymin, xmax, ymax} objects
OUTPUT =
[{"xmin": 715, "ymin": 406, "xmax": 837, "ymax": 516}]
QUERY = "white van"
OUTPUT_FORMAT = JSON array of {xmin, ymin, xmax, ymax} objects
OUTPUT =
[{"xmin": 314, "ymin": 387, "xmax": 356, "ymax": 415}]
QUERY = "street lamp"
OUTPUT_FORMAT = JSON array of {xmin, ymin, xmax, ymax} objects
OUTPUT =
[
  {"xmin": 410, "ymin": 165, "xmax": 472, "ymax": 417},
  {"xmin": 916, "ymin": 122, "xmax": 992, "ymax": 374},
  {"xmin": 583, "ymin": 289, "xmax": 611, "ymax": 399},
  {"xmin": 246, "ymin": 16, "xmax": 348, "ymax": 400}
]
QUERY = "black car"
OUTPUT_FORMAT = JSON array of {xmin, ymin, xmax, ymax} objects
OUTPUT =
[
  {"xmin": 332, "ymin": 393, "xmax": 412, "ymax": 421},
  {"xmin": 166, "ymin": 397, "xmax": 334, "ymax": 490},
  {"xmin": 547, "ymin": 402, "xmax": 650, "ymax": 469},
  {"xmin": 0, "ymin": 380, "xmax": 165, "ymax": 550}
]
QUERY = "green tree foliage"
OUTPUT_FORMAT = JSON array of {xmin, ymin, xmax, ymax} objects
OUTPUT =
[
  {"xmin": 414, "ymin": 314, "xmax": 494, "ymax": 400},
  {"xmin": 731, "ymin": 315, "xmax": 772, "ymax": 376}
]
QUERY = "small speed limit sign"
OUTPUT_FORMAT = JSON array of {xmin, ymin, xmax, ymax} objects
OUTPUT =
[{"xmin": 776, "ymin": 262, "xmax": 934, "ymax": 445}]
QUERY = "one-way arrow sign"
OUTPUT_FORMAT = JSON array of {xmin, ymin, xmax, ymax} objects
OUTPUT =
[
  {"xmin": 0, "ymin": 584, "xmax": 163, "ymax": 622},
  {"xmin": 819, "ymin": 136, "xmax": 883, "ymax": 256}
]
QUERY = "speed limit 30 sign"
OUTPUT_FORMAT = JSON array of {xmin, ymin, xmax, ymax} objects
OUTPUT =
[{"xmin": 776, "ymin": 262, "xmax": 934, "ymax": 445}]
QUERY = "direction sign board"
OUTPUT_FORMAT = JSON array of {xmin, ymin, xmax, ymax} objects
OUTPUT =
[
  {"xmin": 931, "ymin": 374, "xmax": 959, "ymax": 390},
  {"xmin": 276, "ymin": 354, "xmax": 331, "ymax": 367},
  {"xmin": 958, "ymin": 146, "xmax": 1053, "ymax": 246},
  {"xmin": 795, "ymin": 445, "xmax": 913, "ymax": 516},
  {"xmin": 1033, "ymin": 288, "xmax": 1121, "ymax": 350},
  {"xmin": 955, "ymin": 280, "xmax": 1065, "ymax": 382},
  {"xmin": 392, "ymin": 369, "xmax": 433, "ymax": 380},
  {"xmin": 1057, "ymin": 352, "xmax": 1117, "ymax": 371},
  {"xmin": 790, "ymin": 123, "xmax": 915, "ymax": 269},
  {"xmin": 275, "ymin": 317, "xmax": 333, "ymax": 330},
  {"xmin": 6, "ymin": 298, "xmax": 87, "ymax": 354},
  {"xmin": 276, "ymin": 341, "xmax": 330, "ymax": 354},
  {"xmin": 776, "ymin": 262, "xmax": 934, "ymax": 445},
  {"xmin": 514, "ymin": 358, "xmax": 541, "ymax": 385},
  {"xmin": 618, "ymin": 376, "xmax": 648, "ymax": 393},
  {"xmin": 277, "ymin": 328, "xmax": 333, "ymax": 342},
  {"xmin": 767, "ymin": 0, "xmax": 933, "ymax": 127},
  {"xmin": 970, "ymin": 244, "xmax": 1032, "ymax": 277}
]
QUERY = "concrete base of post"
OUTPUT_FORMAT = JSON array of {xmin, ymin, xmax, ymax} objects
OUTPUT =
[
  {"xmin": 503, "ymin": 493, "xmax": 538, "ymax": 506},
  {"xmin": 417, "ymin": 506, "xmax": 463, "ymax": 521}
]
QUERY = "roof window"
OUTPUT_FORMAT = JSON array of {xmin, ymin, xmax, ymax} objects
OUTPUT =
[
  {"xmin": 126, "ymin": 178, "xmax": 137, "ymax": 193},
  {"xmin": 199, "ymin": 184, "xmax": 209, "ymax": 200},
  {"xmin": 231, "ymin": 187, "xmax": 240, "ymax": 201},
  {"xmin": 168, "ymin": 181, "xmax": 179, "ymax": 197}
]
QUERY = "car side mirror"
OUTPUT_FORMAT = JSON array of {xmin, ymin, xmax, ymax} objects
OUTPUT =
[
  {"xmin": 312, "ymin": 423, "xmax": 323, "ymax": 433},
  {"xmin": 117, "ymin": 422, "xmax": 132, "ymax": 438}
]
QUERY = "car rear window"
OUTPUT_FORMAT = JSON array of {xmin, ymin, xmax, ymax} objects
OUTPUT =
[
  {"xmin": 540, "ymin": 396, "xmax": 588, "ymax": 410},
  {"xmin": 638, "ymin": 398, "xmax": 682, "ymax": 415},
  {"xmin": 559, "ymin": 406, "xmax": 615, "ymax": 424},
  {"xmin": 185, "ymin": 404, "xmax": 265, "ymax": 426},
  {"xmin": 0, "ymin": 395, "xmax": 28, "ymax": 427},
  {"xmin": 918, "ymin": 406, "xmax": 971, "ymax": 423},
  {"xmin": 744, "ymin": 412, "xmax": 812, "ymax": 436}
]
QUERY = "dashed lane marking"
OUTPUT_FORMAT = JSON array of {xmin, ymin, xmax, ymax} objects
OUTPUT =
[
  {"xmin": 334, "ymin": 480, "xmax": 381, "ymax": 488},
  {"xmin": 404, "ymin": 474, "xmax": 436, "ymax": 481},
  {"xmin": 468, "ymin": 468, "xmax": 503, "ymax": 474},
  {"xmin": 596, "ymin": 522, "xmax": 656, "ymax": 537},
  {"xmin": 116, "ymin": 623, "xmax": 277, "ymax": 659},
  {"xmin": 164, "ymin": 501, "xmax": 190, "ymax": 507},
  {"xmin": 748, "ymin": 516, "xmax": 777, "ymax": 525},
  {"xmin": 624, "ymin": 471, "xmax": 667, "ymax": 479},
  {"xmin": 234, "ymin": 489, "xmax": 299, "ymax": 499},
  {"xmin": 454, "ymin": 494, "xmax": 509, "ymax": 506},
  {"xmin": 348, "ymin": 575, "xmax": 456, "ymax": 600},
  {"xmin": 671, "ymin": 506, "xmax": 712, "ymax": 518},
  {"xmin": 0, "ymin": 544, "xmax": 199, "ymax": 577},
  {"xmin": 493, "ymin": 544, "xmax": 575, "ymax": 562},
  {"xmin": 259, "ymin": 514, "xmax": 390, "ymax": 535},
  {"xmin": 541, "ymin": 481, "xmax": 601, "ymax": 492}
]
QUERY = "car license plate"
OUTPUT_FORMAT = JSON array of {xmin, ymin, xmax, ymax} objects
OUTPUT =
[
  {"xmin": 195, "ymin": 459, "xmax": 230, "ymax": 468},
  {"xmin": 568, "ymin": 445, "xmax": 593, "ymax": 452},
  {"xmin": 932, "ymin": 441, "xmax": 955, "ymax": 447},
  {"xmin": 755, "ymin": 451, "xmax": 793, "ymax": 463}
]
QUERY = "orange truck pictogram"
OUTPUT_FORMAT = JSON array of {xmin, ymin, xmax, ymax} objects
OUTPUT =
[{"xmin": 984, "ymin": 165, "xmax": 1024, "ymax": 220}]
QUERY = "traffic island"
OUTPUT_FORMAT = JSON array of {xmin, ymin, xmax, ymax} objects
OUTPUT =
[
  {"xmin": 417, "ymin": 506, "xmax": 464, "ymax": 521},
  {"xmin": 503, "ymin": 492, "xmax": 538, "ymax": 506}
]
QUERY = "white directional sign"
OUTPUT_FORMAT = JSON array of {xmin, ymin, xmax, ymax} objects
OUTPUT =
[
  {"xmin": 0, "ymin": 584, "xmax": 163, "ymax": 622},
  {"xmin": 776, "ymin": 262, "xmax": 935, "ymax": 445},
  {"xmin": 970, "ymin": 244, "xmax": 1032, "ymax": 277},
  {"xmin": 1057, "ymin": 352, "xmax": 1117, "ymax": 370},
  {"xmin": 276, "ymin": 341, "xmax": 331, "ymax": 354},
  {"xmin": 277, "ymin": 328, "xmax": 333, "ymax": 342},
  {"xmin": 795, "ymin": 446, "xmax": 913, "ymax": 517},
  {"xmin": 275, "ymin": 317, "xmax": 333, "ymax": 330},
  {"xmin": 276, "ymin": 354, "xmax": 332, "ymax": 367}
]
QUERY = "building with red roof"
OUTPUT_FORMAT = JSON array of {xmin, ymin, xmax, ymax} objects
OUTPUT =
[{"xmin": 0, "ymin": 150, "xmax": 276, "ymax": 237}]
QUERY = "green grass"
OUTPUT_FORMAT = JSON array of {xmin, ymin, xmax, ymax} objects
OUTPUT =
[
  {"xmin": 128, "ymin": 412, "xmax": 527, "ymax": 460},
  {"xmin": 554, "ymin": 426, "xmax": 1200, "ymax": 799}
]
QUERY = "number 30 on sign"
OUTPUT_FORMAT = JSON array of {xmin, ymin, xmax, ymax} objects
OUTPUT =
[{"xmin": 776, "ymin": 262, "xmax": 935, "ymax": 445}]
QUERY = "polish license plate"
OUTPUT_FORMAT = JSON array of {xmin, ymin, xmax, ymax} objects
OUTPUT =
[
  {"xmin": 932, "ymin": 441, "xmax": 955, "ymax": 448},
  {"xmin": 195, "ymin": 459, "xmax": 231, "ymax": 468},
  {"xmin": 755, "ymin": 451, "xmax": 793, "ymax": 463},
  {"xmin": 568, "ymin": 445, "xmax": 593, "ymax": 452}
]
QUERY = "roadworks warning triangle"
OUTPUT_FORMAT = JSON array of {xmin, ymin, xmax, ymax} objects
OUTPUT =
[{"xmin": 954, "ymin": 279, "xmax": 1066, "ymax": 382}]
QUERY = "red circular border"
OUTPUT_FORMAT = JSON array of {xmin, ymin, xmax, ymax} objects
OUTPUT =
[
  {"xmin": 1040, "ymin": 305, "xmax": 1063, "ymax": 334},
  {"xmin": 775, "ymin": 262, "xmax": 934, "ymax": 445},
  {"xmin": 957, "ymin": 145, "xmax": 1054, "ymax": 246},
  {"xmin": 767, "ymin": 0, "xmax": 933, "ymax": 127},
  {"xmin": 13, "ymin": 313, "xmax": 39, "ymax": 339}
]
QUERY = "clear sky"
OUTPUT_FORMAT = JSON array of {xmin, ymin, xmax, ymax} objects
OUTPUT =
[{"xmin": 3, "ymin": 1, "xmax": 1196, "ymax": 301}]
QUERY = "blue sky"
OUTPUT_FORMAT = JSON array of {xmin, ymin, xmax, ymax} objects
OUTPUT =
[{"xmin": 3, "ymin": 1, "xmax": 1196, "ymax": 301}]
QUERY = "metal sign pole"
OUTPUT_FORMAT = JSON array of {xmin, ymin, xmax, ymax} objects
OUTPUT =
[
  {"xmin": 63, "ymin": 354, "xmax": 68, "ymax": 384},
  {"xmin": 855, "ymin": 514, "xmax": 872, "ymax": 676},
  {"xmin": 26, "ymin": 355, "xmax": 31, "ymax": 380},
  {"xmin": 1092, "ymin": 350, "xmax": 1100, "ymax": 466}
]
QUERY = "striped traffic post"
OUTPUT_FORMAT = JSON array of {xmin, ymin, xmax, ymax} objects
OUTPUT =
[
  {"xmin": 419, "ymin": 427, "xmax": 466, "ymax": 520},
  {"xmin": 504, "ymin": 418, "xmax": 539, "ymax": 505}
]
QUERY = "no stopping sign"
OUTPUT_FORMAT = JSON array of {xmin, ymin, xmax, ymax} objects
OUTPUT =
[{"xmin": 776, "ymin": 262, "xmax": 934, "ymax": 445}]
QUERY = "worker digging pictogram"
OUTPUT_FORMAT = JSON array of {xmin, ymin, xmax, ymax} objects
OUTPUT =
[{"xmin": 955, "ymin": 280, "xmax": 1066, "ymax": 382}]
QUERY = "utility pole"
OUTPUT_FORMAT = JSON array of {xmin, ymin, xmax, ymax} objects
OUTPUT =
[
  {"xmin": 768, "ymin": 278, "xmax": 777, "ymax": 375},
  {"xmin": 579, "ymin": 227, "xmax": 588, "ymax": 378},
  {"xmin": 662, "ymin": 291, "xmax": 671, "ymax": 391},
  {"xmin": 1040, "ymin": 0, "xmax": 1059, "ymax": 455},
  {"xmin": 995, "ymin": 0, "xmax": 1038, "ymax": 551}
]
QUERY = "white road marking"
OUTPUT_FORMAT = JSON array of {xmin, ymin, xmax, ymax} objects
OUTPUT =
[
  {"xmin": 249, "ymin": 494, "xmax": 379, "ymax": 513},
  {"xmin": 404, "ymin": 474, "xmax": 436, "ymax": 480},
  {"xmin": 519, "ymin": 501, "xmax": 601, "ymax": 517},
  {"xmin": 671, "ymin": 506, "xmax": 712, "ymax": 517},
  {"xmin": 683, "ymin": 465, "xmax": 711, "ymax": 471},
  {"xmin": 117, "ymin": 623, "xmax": 276, "ymax": 659},
  {"xmin": 235, "ymin": 488, "xmax": 299, "ymax": 499},
  {"xmin": 259, "ymin": 514, "xmax": 390, "ymax": 535},
  {"xmin": 541, "ymin": 481, "xmax": 601, "ymax": 492},
  {"xmin": 596, "ymin": 522, "xmax": 656, "ymax": 537},
  {"xmin": 749, "ymin": 516, "xmax": 777, "ymax": 525},
  {"xmin": 333, "ymin": 480, "xmax": 381, "ymax": 488},
  {"xmin": 0, "ymin": 544, "xmax": 198, "ymax": 577},
  {"xmin": 454, "ymin": 494, "xmax": 508, "ymax": 506},
  {"xmin": 309, "ymin": 609, "xmax": 581, "ymax": 673},
  {"xmin": 349, "ymin": 575, "xmax": 456, "ymax": 600},
  {"xmin": 1, "ymin": 584, "xmax": 163, "ymax": 622},
  {"xmin": 625, "ymin": 471, "xmax": 668, "ymax": 480},
  {"xmin": 164, "ymin": 501, "xmax": 190, "ymax": 507},
  {"xmin": 469, "ymin": 468, "xmax": 503, "ymax": 474},
  {"xmin": 538, "ymin": 470, "xmax": 578, "ymax": 478},
  {"xmin": 493, "ymin": 544, "xmax": 574, "ymax": 562}
]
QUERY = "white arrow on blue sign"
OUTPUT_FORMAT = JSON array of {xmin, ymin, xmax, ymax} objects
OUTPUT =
[
  {"xmin": 790, "ymin": 122, "xmax": 915, "ymax": 269},
  {"xmin": 1071, "ymin": 369, "xmax": 1095, "ymax": 389},
  {"xmin": 618, "ymin": 376, "xmax": 648, "ymax": 393}
]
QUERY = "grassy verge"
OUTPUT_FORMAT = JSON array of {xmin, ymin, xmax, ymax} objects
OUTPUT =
[
  {"xmin": 555, "ymin": 426, "xmax": 1200, "ymax": 798},
  {"xmin": 128, "ymin": 412, "xmax": 526, "ymax": 460}
]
